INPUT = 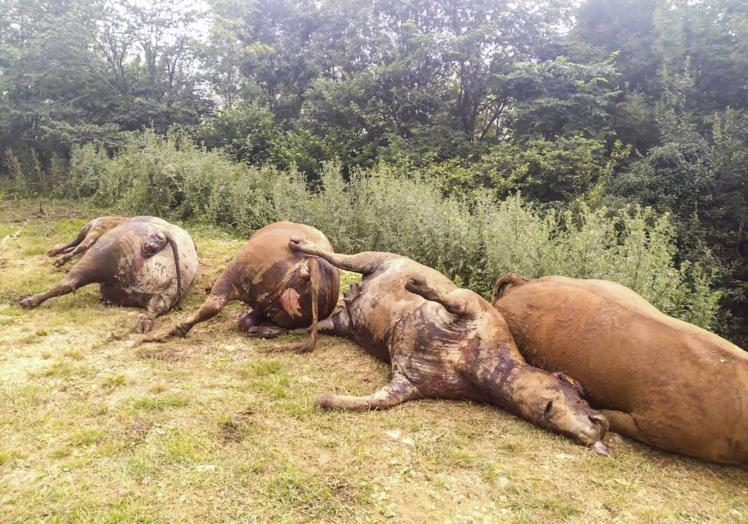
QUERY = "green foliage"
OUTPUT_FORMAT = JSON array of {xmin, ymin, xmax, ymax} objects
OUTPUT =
[
  {"xmin": 61, "ymin": 132, "xmax": 720, "ymax": 328},
  {"xmin": 481, "ymin": 198, "xmax": 720, "ymax": 325},
  {"xmin": 2, "ymin": 149, "xmax": 26, "ymax": 194},
  {"xmin": 0, "ymin": 0, "xmax": 211, "ymax": 170},
  {"xmin": 2, "ymin": 0, "xmax": 745, "ymax": 343},
  {"xmin": 420, "ymin": 136, "xmax": 632, "ymax": 209},
  {"xmin": 197, "ymin": 103, "xmax": 278, "ymax": 165},
  {"xmin": 505, "ymin": 56, "xmax": 620, "ymax": 140}
]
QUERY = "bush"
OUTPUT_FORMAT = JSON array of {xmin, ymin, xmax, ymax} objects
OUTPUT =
[
  {"xmin": 58, "ymin": 131, "xmax": 722, "ymax": 329},
  {"xmin": 2, "ymin": 149, "xmax": 26, "ymax": 195},
  {"xmin": 480, "ymin": 197, "xmax": 720, "ymax": 325}
]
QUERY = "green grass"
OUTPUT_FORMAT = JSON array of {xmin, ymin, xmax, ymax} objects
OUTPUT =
[
  {"xmin": 0, "ymin": 197, "xmax": 746, "ymax": 523},
  {"xmin": 128, "ymin": 394, "xmax": 190, "ymax": 411}
]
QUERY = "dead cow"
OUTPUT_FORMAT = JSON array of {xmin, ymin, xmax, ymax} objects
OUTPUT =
[
  {"xmin": 20, "ymin": 216, "xmax": 198, "ymax": 333},
  {"xmin": 288, "ymin": 239, "xmax": 610, "ymax": 453},
  {"xmin": 141, "ymin": 221, "xmax": 340, "ymax": 353},
  {"xmin": 492, "ymin": 274, "xmax": 748, "ymax": 465}
]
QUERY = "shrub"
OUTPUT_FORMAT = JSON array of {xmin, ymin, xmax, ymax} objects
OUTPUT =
[
  {"xmin": 58, "ymin": 131, "xmax": 722, "ymax": 329},
  {"xmin": 2, "ymin": 148, "xmax": 26, "ymax": 194}
]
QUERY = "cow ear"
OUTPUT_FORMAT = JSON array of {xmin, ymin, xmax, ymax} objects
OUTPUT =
[{"xmin": 553, "ymin": 371, "xmax": 587, "ymax": 398}]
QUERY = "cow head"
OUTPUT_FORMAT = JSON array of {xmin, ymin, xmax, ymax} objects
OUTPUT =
[{"xmin": 514, "ymin": 366, "xmax": 609, "ymax": 453}]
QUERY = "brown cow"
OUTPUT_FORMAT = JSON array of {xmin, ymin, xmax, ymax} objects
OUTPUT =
[
  {"xmin": 20, "ymin": 216, "xmax": 198, "ymax": 333},
  {"xmin": 141, "ymin": 221, "xmax": 340, "ymax": 353},
  {"xmin": 492, "ymin": 274, "xmax": 748, "ymax": 465},
  {"xmin": 288, "ymin": 240, "xmax": 609, "ymax": 452},
  {"xmin": 47, "ymin": 215, "xmax": 128, "ymax": 267}
]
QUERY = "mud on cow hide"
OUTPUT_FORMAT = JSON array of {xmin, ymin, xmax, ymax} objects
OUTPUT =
[
  {"xmin": 140, "ymin": 221, "xmax": 340, "ymax": 354},
  {"xmin": 287, "ymin": 238, "xmax": 610, "ymax": 453},
  {"xmin": 20, "ymin": 216, "xmax": 199, "ymax": 334}
]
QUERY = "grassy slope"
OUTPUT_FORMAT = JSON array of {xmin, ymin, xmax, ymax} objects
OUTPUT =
[{"xmin": 0, "ymin": 198, "xmax": 746, "ymax": 523}]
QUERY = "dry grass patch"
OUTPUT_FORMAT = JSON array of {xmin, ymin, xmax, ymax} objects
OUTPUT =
[{"xmin": 0, "ymin": 198, "xmax": 746, "ymax": 523}]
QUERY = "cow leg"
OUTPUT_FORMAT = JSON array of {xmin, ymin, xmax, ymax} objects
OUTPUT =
[
  {"xmin": 288, "ymin": 239, "xmax": 395, "ymax": 275},
  {"xmin": 237, "ymin": 308, "xmax": 261, "ymax": 332},
  {"xmin": 600, "ymin": 409, "xmax": 646, "ymax": 442},
  {"xmin": 134, "ymin": 294, "xmax": 171, "ymax": 334},
  {"xmin": 52, "ymin": 231, "xmax": 102, "ymax": 267},
  {"xmin": 244, "ymin": 321, "xmax": 288, "ymax": 339},
  {"xmin": 315, "ymin": 374, "xmax": 421, "ymax": 411},
  {"xmin": 138, "ymin": 292, "xmax": 233, "ymax": 343},
  {"xmin": 236, "ymin": 308, "xmax": 288, "ymax": 338},
  {"xmin": 19, "ymin": 272, "xmax": 88, "ymax": 308},
  {"xmin": 47, "ymin": 222, "xmax": 92, "ymax": 257},
  {"xmin": 405, "ymin": 276, "xmax": 479, "ymax": 318},
  {"xmin": 317, "ymin": 308, "xmax": 351, "ymax": 337}
]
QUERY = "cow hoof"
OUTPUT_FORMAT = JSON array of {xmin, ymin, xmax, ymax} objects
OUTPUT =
[
  {"xmin": 19, "ymin": 297, "xmax": 37, "ymax": 309},
  {"xmin": 288, "ymin": 237, "xmax": 315, "ymax": 252},
  {"xmin": 294, "ymin": 342, "xmax": 314, "ymax": 354},
  {"xmin": 315, "ymin": 392, "xmax": 337, "ymax": 409},
  {"xmin": 591, "ymin": 441, "xmax": 609, "ymax": 456},
  {"xmin": 134, "ymin": 316, "xmax": 155, "ymax": 334}
]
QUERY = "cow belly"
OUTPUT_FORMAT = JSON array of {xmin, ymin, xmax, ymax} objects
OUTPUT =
[{"xmin": 100, "ymin": 283, "xmax": 152, "ymax": 307}]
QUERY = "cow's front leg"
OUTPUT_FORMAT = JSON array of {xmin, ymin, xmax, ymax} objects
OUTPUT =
[
  {"xmin": 137, "ymin": 292, "xmax": 232, "ymax": 344},
  {"xmin": 315, "ymin": 374, "xmax": 421, "ymax": 410}
]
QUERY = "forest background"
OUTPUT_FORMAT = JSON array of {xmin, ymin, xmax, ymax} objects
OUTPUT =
[{"xmin": 1, "ymin": 0, "xmax": 745, "ymax": 346}]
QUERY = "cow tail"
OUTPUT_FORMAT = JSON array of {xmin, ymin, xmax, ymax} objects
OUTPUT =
[
  {"xmin": 164, "ymin": 232, "xmax": 183, "ymax": 306},
  {"xmin": 305, "ymin": 256, "xmax": 321, "ymax": 352},
  {"xmin": 491, "ymin": 273, "xmax": 529, "ymax": 305}
]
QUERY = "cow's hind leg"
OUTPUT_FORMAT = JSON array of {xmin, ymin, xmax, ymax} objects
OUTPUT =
[
  {"xmin": 288, "ymin": 239, "xmax": 395, "ymax": 276},
  {"xmin": 19, "ymin": 272, "xmax": 88, "ymax": 308},
  {"xmin": 52, "ymin": 232, "xmax": 105, "ymax": 267},
  {"xmin": 405, "ymin": 276, "xmax": 479, "ymax": 318},
  {"xmin": 315, "ymin": 374, "xmax": 421, "ymax": 411},
  {"xmin": 47, "ymin": 222, "xmax": 92, "ymax": 257}
]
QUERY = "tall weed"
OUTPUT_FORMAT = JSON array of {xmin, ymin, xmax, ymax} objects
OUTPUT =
[{"xmin": 57, "ymin": 131, "xmax": 721, "ymax": 328}]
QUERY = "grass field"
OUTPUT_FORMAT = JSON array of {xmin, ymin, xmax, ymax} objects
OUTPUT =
[{"xmin": 0, "ymin": 197, "xmax": 746, "ymax": 523}]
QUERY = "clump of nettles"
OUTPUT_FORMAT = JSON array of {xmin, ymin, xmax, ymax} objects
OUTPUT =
[{"xmin": 42, "ymin": 130, "xmax": 719, "ymax": 329}]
